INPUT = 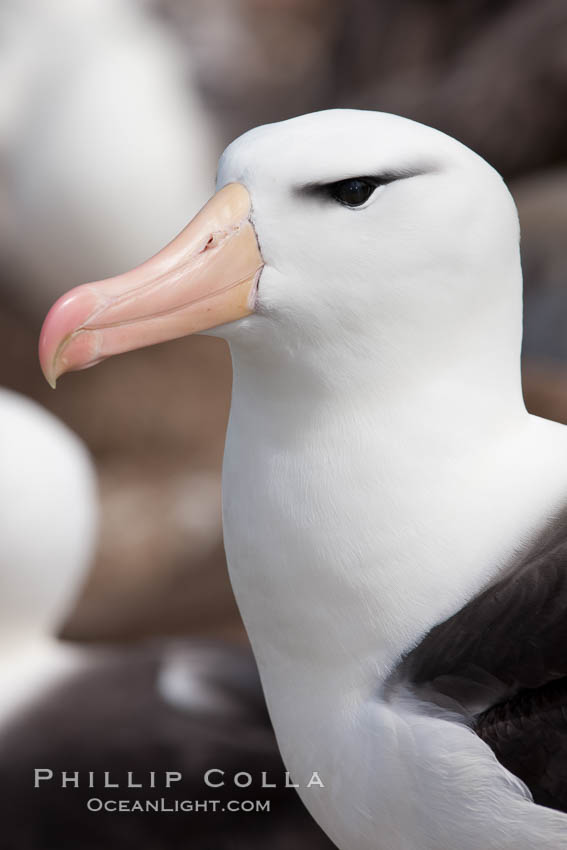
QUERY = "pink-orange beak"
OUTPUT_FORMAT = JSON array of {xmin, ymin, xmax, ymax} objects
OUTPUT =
[{"xmin": 39, "ymin": 183, "xmax": 263, "ymax": 388}]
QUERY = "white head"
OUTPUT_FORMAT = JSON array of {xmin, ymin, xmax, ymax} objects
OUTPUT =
[
  {"xmin": 216, "ymin": 110, "xmax": 523, "ymax": 409},
  {"xmin": 40, "ymin": 109, "xmax": 525, "ymax": 420}
]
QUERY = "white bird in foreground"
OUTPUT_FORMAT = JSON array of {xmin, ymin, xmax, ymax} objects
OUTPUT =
[
  {"xmin": 39, "ymin": 110, "xmax": 567, "ymax": 849},
  {"xmin": 0, "ymin": 390, "xmax": 97, "ymax": 725}
]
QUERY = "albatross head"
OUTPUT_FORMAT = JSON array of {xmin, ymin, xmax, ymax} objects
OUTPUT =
[{"xmin": 40, "ymin": 109, "xmax": 522, "ymax": 403}]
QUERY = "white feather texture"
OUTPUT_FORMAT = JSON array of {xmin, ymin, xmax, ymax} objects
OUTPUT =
[
  {"xmin": 206, "ymin": 110, "xmax": 567, "ymax": 848},
  {"xmin": 0, "ymin": 390, "xmax": 98, "ymax": 725}
]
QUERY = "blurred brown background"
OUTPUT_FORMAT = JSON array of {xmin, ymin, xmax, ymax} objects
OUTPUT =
[{"xmin": 1, "ymin": 0, "xmax": 566, "ymax": 644}]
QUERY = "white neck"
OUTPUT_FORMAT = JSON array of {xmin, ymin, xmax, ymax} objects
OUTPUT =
[
  {"xmin": 226, "ymin": 323, "xmax": 518, "ymax": 640},
  {"xmin": 222, "ymin": 342, "xmax": 567, "ymax": 848},
  {"xmin": 222, "ymin": 326, "xmax": 566, "ymax": 717}
]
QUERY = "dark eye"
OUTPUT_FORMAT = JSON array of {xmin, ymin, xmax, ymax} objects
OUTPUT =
[{"xmin": 330, "ymin": 178, "xmax": 376, "ymax": 207}]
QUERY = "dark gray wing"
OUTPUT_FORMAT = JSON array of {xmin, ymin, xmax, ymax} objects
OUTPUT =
[
  {"xmin": 396, "ymin": 507, "xmax": 567, "ymax": 812},
  {"xmin": 477, "ymin": 676, "xmax": 567, "ymax": 811}
]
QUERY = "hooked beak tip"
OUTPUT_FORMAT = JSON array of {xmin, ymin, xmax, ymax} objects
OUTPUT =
[
  {"xmin": 39, "ymin": 339, "xmax": 61, "ymax": 389},
  {"xmin": 38, "ymin": 329, "xmax": 58, "ymax": 389},
  {"xmin": 39, "ymin": 285, "xmax": 100, "ymax": 388}
]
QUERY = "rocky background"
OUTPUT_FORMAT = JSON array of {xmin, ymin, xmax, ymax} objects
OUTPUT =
[{"xmin": 1, "ymin": 0, "xmax": 566, "ymax": 643}]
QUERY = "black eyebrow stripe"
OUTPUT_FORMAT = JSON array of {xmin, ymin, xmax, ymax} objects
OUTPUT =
[{"xmin": 295, "ymin": 168, "xmax": 430, "ymax": 197}]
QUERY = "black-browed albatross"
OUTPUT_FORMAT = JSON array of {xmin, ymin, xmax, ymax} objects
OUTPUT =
[{"xmin": 39, "ymin": 109, "xmax": 567, "ymax": 849}]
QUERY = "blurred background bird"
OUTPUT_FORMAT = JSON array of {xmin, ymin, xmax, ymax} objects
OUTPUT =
[
  {"xmin": 0, "ymin": 389, "xmax": 97, "ymax": 726},
  {"xmin": 0, "ymin": 0, "xmax": 566, "ymax": 845}
]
